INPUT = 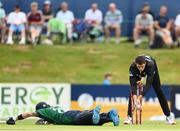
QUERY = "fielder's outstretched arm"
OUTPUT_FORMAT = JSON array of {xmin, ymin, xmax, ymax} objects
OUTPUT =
[
  {"xmin": 6, "ymin": 112, "xmax": 38, "ymax": 125},
  {"xmin": 16, "ymin": 112, "xmax": 38, "ymax": 121}
]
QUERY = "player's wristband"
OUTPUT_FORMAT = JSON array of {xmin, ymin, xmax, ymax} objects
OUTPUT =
[{"xmin": 17, "ymin": 114, "xmax": 24, "ymax": 120}]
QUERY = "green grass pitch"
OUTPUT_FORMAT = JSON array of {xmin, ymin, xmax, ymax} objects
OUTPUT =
[
  {"xmin": 0, "ymin": 39, "xmax": 180, "ymax": 130},
  {"xmin": 0, "ymin": 38, "xmax": 180, "ymax": 84},
  {"xmin": 0, "ymin": 119, "xmax": 179, "ymax": 131}
]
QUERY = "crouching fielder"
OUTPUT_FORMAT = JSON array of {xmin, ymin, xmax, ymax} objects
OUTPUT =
[
  {"xmin": 124, "ymin": 55, "xmax": 175, "ymax": 125},
  {"xmin": 6, "ymin": 102, "xmax": 119, "ymax": 126}
]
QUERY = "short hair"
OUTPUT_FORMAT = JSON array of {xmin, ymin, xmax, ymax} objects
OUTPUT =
[
  {"xmin": 143, "ymin": 2, "xmax": 150, "ymax": 7},
  {"xmin": 104, "ymin": 73, "xmax": 112, "ymax": 79},
  {"xmin": 44, "ymin": 0, "xmax": 51, "ymax": 5},
  {"xmin": 160, "ymin": 5, "xmax": 168, "ymax": 10},
  {"xmin": 92, "ymin": 3, "xmax": 98, "ymax": 7},
  {"xmin": 14, "ymin": 5, "xmax": 20, "ymax": 9},
  {"xmin": 61, "ymin": 1, "xmax": 68, "ymax": 7},
  {"xmin": 135, "ymin": 56, "xmax": 146, "ymax": 65},
  {"xmin": 31, "ymin": 2, "xmax": 38, "ymax": 7},
  {"xmin": 109, "ymin": 3, "xmax": 116, "ymax": 8}
]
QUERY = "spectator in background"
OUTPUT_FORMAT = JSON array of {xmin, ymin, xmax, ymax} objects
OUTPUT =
[
  {"xmin": 138, "ymin": 3, "xmax": 155, "ymax": 19},
  {"xmin": 175, "ymin": 13, "xmax": 180, "ymax": 46},
  {"xmin": 7, "ymin": 5, "xmax": 26, "ymax": 45},
  {"xmin": 85, "ymin": 3, "xmax": 103, "ymax": 26},
  {"xmin": 133, "ymin": 6, "xmax": 154, "ymax": 47},
  {"xmin": 56, "ymin": 2, "xmax": 74, "ymax": 42},
  {"xmin": 104, "ymin": 3, "xmax": 123, "ymax": 44},
  {"xmin": 0, "ymin": 1, "xmax": 6, "ymax": 43},
  {"xmin": 103, "ymin": 73, "xmax": 112, "ymax": 85},
  {"xmin": 154, "ymin": 6, "xmax": 173, "ymax": 46},
  {"xmin": 42, "ymin": 0, "xmax": 53, "ymax": 33},
  {"xmin": 85, "ymin": 3, "xmax": 103, "ymax": 42},
  {"xmin": 27, "ymin": 2, "xmax": 43, "ymax": 44},
  {"xmin": 46, "ymin": 17, "xmax": 66, "ymax": 44}
]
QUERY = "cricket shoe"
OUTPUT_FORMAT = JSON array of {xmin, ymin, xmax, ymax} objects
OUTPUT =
[
  {"xmin": 123, "ymin": 116, "xmax": 132, "ymax": 125},
  {"xmin": 6, "ymin": 39, "xmax": 14, "ymax": 45},
  {"xmin": 92, "ymin": 105, "xmax": 101, "ymax": 124},
  {"xmin": 109, "ymin": 109, "xmax": 120, "ymax": 126},
  {"xmin": 166, "ymin": 112, "xmax": 176, "ymax": 125},
  {"xmin": 19, "ymin": 39, "xmax": 26, "ymax": 45}
]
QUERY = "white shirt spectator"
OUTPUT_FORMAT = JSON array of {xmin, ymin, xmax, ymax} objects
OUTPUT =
[
  {"xmin": 175, "ymin": 14, "xmax": 180, "ymax": 26},
  {"xmin": 7, "ymin": 12, "xmax": 26, "ymax": 25},
  {"xmin": 56, "ymin": 10, "xmax": 74, "ymax": 24},
  {"xmin": 85, "ymin": 9, "xmax": 103, "ymax": 24}
]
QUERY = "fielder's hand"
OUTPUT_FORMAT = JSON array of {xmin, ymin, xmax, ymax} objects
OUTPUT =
[
  {"xmin": 132, "ymin": 95, "xmax": 142, "ymax": 111},
  {"xmin": 137, "ymin": 81, "xmax": 143, "ymax": 87},
  {"xmin": 135, "ymin": 99, "xmax": 142, "ymax": 111}
]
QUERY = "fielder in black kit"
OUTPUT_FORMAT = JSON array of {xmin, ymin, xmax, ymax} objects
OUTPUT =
[{"xmin": 123, "ymin": 55, "xmax": 175, "ymax": 125}]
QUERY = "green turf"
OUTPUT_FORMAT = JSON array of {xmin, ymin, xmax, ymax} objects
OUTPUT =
[
  {"xmin": 0, "ymin": 119, "xmax": 179, "ymax": 130},
  {"xmin": 0, "ymin": 39, "xmax": 180, "ymax": 84}
]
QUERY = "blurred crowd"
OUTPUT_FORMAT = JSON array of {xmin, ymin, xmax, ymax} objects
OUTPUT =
[{"xmin": 0, "ymin": 0, "xmax": 180, "ymax": 48}]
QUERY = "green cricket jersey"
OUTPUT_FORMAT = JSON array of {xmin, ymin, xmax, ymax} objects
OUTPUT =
[{"xmin": 36, "ymin": 106, "xmax": 74, "ymax": 125}]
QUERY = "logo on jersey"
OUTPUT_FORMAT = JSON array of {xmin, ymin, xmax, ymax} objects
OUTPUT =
[
  {"xmin": 145, "ymin": 56, "xmax": 152, "ymax": 62},
  {"xmin": 129, "ymin": 71, "xmax": 133, "ymax": 76}
]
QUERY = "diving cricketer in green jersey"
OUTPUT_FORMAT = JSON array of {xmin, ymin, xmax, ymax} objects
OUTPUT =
[
  {"xmin": 36, "ymin": 106, "xmax": 73, "ymax": 125},
  {"xmin": 6, "ymin": 102, "xmax": 120, "ymax": 126}
]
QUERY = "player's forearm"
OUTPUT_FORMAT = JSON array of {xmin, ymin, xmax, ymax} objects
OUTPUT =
[
  {"xmin": 6, "ymin": 112, "xmax": 37, "ymax": 125},
  {"xmin": 132, "ymin": 95, "xmax": 138, "ymax": 107},
  {"xmin": 129, "ymin": 76, "xmax": 138, "ymax": 95},
  {"xmin": 133, "ymin": 95, "xmax": 137, "ymax": 102},
  {"xmin": 16, "ymin": 112, "xmax": 37, "ymax": 121}
]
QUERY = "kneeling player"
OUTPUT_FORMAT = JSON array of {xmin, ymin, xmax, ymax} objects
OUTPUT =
[{"xmin": 6, "ymin": 102, "xmax": 119, "ymax": 126}]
